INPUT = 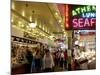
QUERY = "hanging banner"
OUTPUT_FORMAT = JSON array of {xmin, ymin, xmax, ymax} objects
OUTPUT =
[{"xmin": 65, "ymin": 5, "xmax": 96, "ymax": 30}]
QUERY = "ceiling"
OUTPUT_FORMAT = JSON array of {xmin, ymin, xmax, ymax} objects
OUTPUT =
[
  {"xmin": 12, "ymin": 1, "xmax": 65, "ymax": 33},
  {"xmin": 11, "ymin": 0, "xmax": 70, "ymax": 43}
]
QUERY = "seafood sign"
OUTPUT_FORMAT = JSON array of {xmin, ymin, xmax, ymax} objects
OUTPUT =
[{"xmin": 65, "ymin": 5, "xmax": 96, "ymax": 30}]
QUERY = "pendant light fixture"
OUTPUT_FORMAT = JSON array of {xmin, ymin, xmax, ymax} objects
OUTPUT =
[{"xmin": 29, "ymin": 10, "xmax": 37, "ymax": 28}]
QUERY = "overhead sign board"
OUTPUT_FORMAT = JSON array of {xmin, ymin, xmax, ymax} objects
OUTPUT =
[{"xmin": 65, "ymin": 5, "xmax": 96, "ymax": 30}]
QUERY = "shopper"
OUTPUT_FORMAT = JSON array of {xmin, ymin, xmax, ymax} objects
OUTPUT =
[
  {"xmin": 54, "ymin": 52, "xmax": 56, "ymax": 67},
  {"xmin": 43, "ymin": 49, "xmax": 54, "ymax": 72},
  {"xmin": 71, "ymin": 55, "xmax": 76, "ymax": 70},
  {"xmin": 16, "ymin": 46, "xmax": 25, "ymax": 62},
  {"xmin": 31, "ymin": 48, "xmax": 36, "ymax": 73},
  {"xmin": 52, "ymin": 52, "xmax": 56, "ymax": 72},
  {"xmin": 25, "ymin": 46, "xmax": 33, "ymax": 73},
  {"xmin": 34, "ymin": 48, "xmax": 42, "ymax": 73},
  {"xmin": 60, "ymin": 51, "xmax": 64, "ymax": 68},
  {"xmin": 55, "ymin": 51, "xmax": 57, "ymax": 66},
  {"xmin": 67, "ymin": 50, "xmax": 71, "ymax": 71},
  {"xmin": 74, "ymin": 59, "xmax": 80, "ymax": 70},
  {"xmin": 64, "ymin": 49, "xmax": 68, "ymax": 70},
  {"xmin": 55, "ymin": 51, "xmax": 60, "ymax": 67}
]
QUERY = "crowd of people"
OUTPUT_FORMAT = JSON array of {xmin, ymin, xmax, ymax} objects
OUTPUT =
[
  {"xmin": 30, "ymin": 48, "xmax": 69, "ymax": 73},
  {"xmin": 12, "ymin": 44, "xmax": 83, "ymax": 73}
]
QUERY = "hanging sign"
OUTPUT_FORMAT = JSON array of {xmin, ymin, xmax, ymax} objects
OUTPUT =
[{"xmin": 65, "ymin": 5, "xmax": 96, "ymax": 30}]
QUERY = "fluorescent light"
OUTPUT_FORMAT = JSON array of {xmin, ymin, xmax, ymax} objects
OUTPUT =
[
  {"xmin": 22, "ymin": 10, "xmax": 25, "ymax": 16},
  {"xmin": 29, "ymin": 16, "xmax": 32, "ymax": 22}
]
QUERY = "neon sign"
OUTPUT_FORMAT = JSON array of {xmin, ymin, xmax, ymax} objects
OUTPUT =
[
  {"xmin": 65, "ymin": 5, "xmax": 96, "ymax": 30},
  {"xmin": 82, "ymin": 12, "xmax": 96, "ymax": 18},
  {"xmin": 73, "ymin": 18, "xmax": 95, "ymax": 28},
  {"xmin": 72, "ymin": 6, "xmax": 96, "ymax": 16}
]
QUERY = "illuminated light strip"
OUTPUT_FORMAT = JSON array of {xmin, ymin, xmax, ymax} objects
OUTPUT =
[
  {"xmin": 29, "ymin": 16, "xmax": 32, "ymax": 22},
  {"xmin": 66, "ymin": 22, "xmax": 69, "ymax": 28},
  {"xmin": 13, "ymin": 25, "xmax": 35, "ymax": 36},
  {"xmin": 65, "ymin": 5, "xmax": 69, "ymax": 29},
  {"xmin": 72, "ymin": 6, "xmax": 96, "ymax": 16}
]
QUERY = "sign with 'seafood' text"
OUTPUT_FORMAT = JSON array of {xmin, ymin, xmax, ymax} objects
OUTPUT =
[{"xmin": 66, "ymin": 5, "xmax": 96, "ymax": 30}]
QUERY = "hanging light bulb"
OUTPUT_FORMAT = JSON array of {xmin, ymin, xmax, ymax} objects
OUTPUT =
[{"xmin": 29, "ymin": 22, "xmax": 36, "ymax": 28}]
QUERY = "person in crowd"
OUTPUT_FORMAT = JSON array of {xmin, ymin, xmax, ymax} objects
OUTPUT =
[
  {"xmin": 25, "ymin": 46, "xmax": 33, "ymax": 73},
  {"xmin": 16, "ymin": 46, "xmax": 25, "ymax": 62},
  {"xmin": 15, "ymin": 46, "xmax": 20, "ymax": 60},
  {"xmin": 34, "ymin": 48, "xmax": 42, "ymax": 73},
  {"xmin": 51, "ymin": 52, "xmax": 56, "ymax": 72},
  {"xmin": 74, "ymin": 59, "xmax": 80, "ymax": 70},
  {"xmin": 71, "ymin": 49, "xmax": 74, "ymax": 58},
  {"xmin": 74, "ymin": 45, "xmax": 81, "ymax": 58},
  {"xmin": 67, "ymin": 49, "xmax": 72, "ymax": 71},
  {"xmin": 31, "ymin": 48, "xmax": 36, "ymax": 73},
  {"xmin": 64, "ymin": 49, "xmax": 68, "ymax": 70},
  {"xmin": 60, "ymin": 50, "xmax": 64, "ymax": 68},
  {"xmin": 43, "ymin": 49, "xmax": 54, "ymax": 72},
  {"xmin": 56, "ymin": 50, "xmax": 61, "ymax": 67},
  {"xmin": 55, "ymin": 51, "xmax": 59, "ymax": 67},
  {"xmin": 53, "ymin": 52, "xmax": 57, "ymax": 66},
  {"xmin": 71, "ymin": 55, "xmax": 75, "ymax": 70},
  {"xmin": 20, "ymin": 46, "xmax": 26, "ymax": 61}
]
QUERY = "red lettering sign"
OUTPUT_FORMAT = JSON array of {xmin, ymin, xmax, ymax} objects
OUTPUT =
[{"xmin": 72, "ymin": 18, "xmax": 96, "ymax": 29}]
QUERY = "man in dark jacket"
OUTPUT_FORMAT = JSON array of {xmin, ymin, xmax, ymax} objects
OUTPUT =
[
  {"xmin": 64, "ymin": 49, "xmax": 68, "ymax": 70},
  {"xmin": 25, "ymin": 47, "xmax": 33, "ymax": 73}
]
